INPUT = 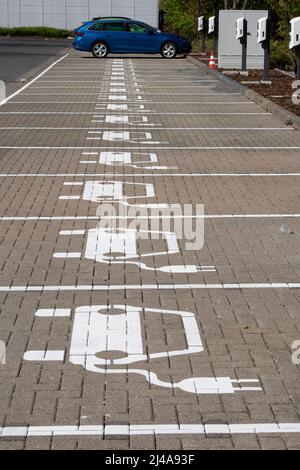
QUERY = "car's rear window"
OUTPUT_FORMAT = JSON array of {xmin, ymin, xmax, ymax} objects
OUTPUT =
[{"xmin": 103, "ymin": 22, "xmax": 125, "ymax": 32}]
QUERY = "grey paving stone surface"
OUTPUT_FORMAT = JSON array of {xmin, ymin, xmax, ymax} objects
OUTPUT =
[{"xmin": 0, "ymin": 52, "xmax": 300, "ymax": 450}]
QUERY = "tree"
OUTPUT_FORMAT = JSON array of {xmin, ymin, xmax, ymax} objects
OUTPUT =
[
  {"xmin": 160, "ymin": 0, "xmax": 197, "ymax": 38},
  {"xmin": 223, "ymin": 0, "xmax": 249, "ymax": 8},
  {"xmin": 223, "ymin": 0, "xmax": 268, "ymax": 9},
  {"xmin": 266, "ymin": 0, "xmax": 300, "ymax": 39}
]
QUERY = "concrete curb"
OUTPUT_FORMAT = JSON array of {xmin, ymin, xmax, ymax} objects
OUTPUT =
[{"xmin": 187, "ymin": 55, "xmax": 300, "ymax": 129}]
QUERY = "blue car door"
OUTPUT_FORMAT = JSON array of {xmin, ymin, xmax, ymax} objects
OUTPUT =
[
  {"xmin": 101, "ymin": 21, "xmax": 129, "ymax": 52},
  {"xmin": 125, "ymin": 22, "xmax": 158, "ymax": 53}
]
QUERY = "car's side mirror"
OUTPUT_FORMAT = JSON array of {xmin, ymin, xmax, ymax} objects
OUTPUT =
[{"xmin": 148, "ymin": 30, "xmax": 155, "ymax": 36}]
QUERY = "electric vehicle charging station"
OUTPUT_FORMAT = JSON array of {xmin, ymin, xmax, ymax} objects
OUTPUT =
[
  {"xmin": 198, "ymin": 15, "xmax": 206, "ymax": 53},
  {"xmin": 236, "ymin": 17, "xmax": 248, "ymax": 72},
  {"xmin": 289, "ymin": 17, "xmax": 300, "ymax": 81},
  {"xmin": 218, "ymin": 10, "xmax": 267, "ymax": 69},
  {"xmin": 257, "ymin": 16, "xmax": 271, "ymax": 84},
  {"xmin": 208, "ymin": 16, "xmax": 218, "ymax": 56}
]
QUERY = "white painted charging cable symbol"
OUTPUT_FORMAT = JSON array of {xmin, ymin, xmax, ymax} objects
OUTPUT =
[
  {"xmin": 54, "ymin": 228, "xmax": 215, "ymax": 274},
  {"xmin": 23, "ymin": 305, "xmax": 261, "ymax": 395},
  {"xmin": 60, "ymin": 181, "xmax": 180, "ymax": 209},
  {"xmin": 87, "ymin": 131, "xmax": 168, "ymax": 145},
  {"xmin": 98, "ymin": 152, "xmax": 177, "ymax": 170}
]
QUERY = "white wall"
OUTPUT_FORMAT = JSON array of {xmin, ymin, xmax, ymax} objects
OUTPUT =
[{"xmin": 0, "ymin": 0, "xmax": 159, "ymax": 29}]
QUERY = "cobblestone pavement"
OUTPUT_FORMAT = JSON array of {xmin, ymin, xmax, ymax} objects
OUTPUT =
[{"xmin": 1, "ymin": 51, "xmax": 300, "ymax": 450}]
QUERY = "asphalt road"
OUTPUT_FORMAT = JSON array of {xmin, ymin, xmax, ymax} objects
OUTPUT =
[{"xmin": 0, "ymin": 39, "xmax": 71, "ymax": 83}]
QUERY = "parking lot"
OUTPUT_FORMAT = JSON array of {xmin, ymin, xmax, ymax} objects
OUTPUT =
[
  {"xmin": 0, "ymin": 49, "xmax": 300, "ymax": 450},
  {"xmin": 0, "ymin": 39, "xmax": 70, "ymax": 87}
]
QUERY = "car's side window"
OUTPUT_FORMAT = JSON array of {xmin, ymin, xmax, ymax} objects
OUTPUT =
[
  {"xmin": 127, "ymin": 22, "xmax": 150, "ymax": 33},
  {"xmin": 103, "ymin": 22, "xmax": 125, "ymax": 32},
  {"xmin": 89, "ymin": 23, "xmax": 104, "ymax": 31}
]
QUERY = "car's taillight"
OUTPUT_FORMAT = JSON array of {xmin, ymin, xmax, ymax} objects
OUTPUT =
[{"xmin": 75, "ymin": 31, "xmax": 85, "ymax": 37}]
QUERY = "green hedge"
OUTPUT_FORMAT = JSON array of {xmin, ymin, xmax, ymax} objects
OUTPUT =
[
  {"xmin": 270, "ymin": 39, "xmax": 295, "ymax": 71},
  {"xmin": 0, "ymin": 27, "xmax": 73, "ymax": 38}
]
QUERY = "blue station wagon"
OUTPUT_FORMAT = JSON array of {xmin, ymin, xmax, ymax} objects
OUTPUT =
[{"xmin": 73, "ymin": 19, "xmax": 191, "ymax": 59}]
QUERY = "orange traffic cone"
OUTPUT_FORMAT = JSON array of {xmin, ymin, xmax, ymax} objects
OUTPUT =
[{"xmin": 209, "ymin": 51, "xmax": 216, "ymax": 69}]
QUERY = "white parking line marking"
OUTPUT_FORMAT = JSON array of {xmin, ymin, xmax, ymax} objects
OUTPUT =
[
  {"xmin": 109, "ymin": 88, "xmax": 127, "ymax": 92},
  {"xmin": 32, "ymin": 85, "xmax": 218, "ymax": 88},
  {"xmin": 59, "ymin": 230, "xmax": 85, "ymax": 236},
  {"xmin": 0, "ymin": 173, "xmax": 299, "ymax": 177},
  {"xmin": 106, "ymin": 104, "xmax": 128, "ymax": 110},
  {"xmin": 108, "ymin": 95, "xmax": 127, "ymax": 100},
  {"xmin": 7, "ymin": 101, "xmax": 257, "ymax": 105},
  {"xmin": 0, "ymin": 127, "xmax": 291, "ymax": 131},
  {"xmin": 0, "ymin": 112, "xmax": 271, "ymax": 116},
  {"xmin": 1, "ymin": 214, "xmax": 300, "ymax": 221},
  {"xmin": 1, "ymin": 423, "xmax": 300, "ymax": 437},
  {"xmin": 1, "ymin": 146, "xmax": 299, "ymax": 150},
  {"xmin": 1, "ymin": 283, "xmax": 300, "ymax": 292},
  {"xmin": 58, "ymin": 196, "xmax": 80, "ymax": 200},
  {"xmin": 20, "ymin": 92, "xmax": 241, "ymax": 96},
  {"xmin": 33, "ymin": 85, "xmax": 218, "ymax": 90},
  {"xmin": 38, "ymin": 79, "xmax": 217, "ymax": 83},
  {"xmin": 23, "ymin": 350, "xmax": 65, "ymax": 361},
  {"xmin": 0, "ymin": 53, "xmax": 69, "ymax": 106},
  {"xmin": 36, "ymin": 308, "xmax": 72, "ymax": 317}
]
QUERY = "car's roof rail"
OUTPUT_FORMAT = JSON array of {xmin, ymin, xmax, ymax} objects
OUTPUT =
[{"xmin": 92, "ymin": 16, "xmax": 132, "ymax": 21}]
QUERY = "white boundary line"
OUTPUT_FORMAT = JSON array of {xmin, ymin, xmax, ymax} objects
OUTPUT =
[
  {"xmin": 32, "ymin": 85, "xmax": 217, "ymax": 89},
  {"xmin": 0, "ymin": 54, "xmax": 69, "ymax": 107},
  {"xmin": 0, "ymin": 127, "xmax": 290, "ymax": 131},
  {"xmin": 1, "ymin": 283, "xmax": 300, "ymax": 292},
  {"xmin": 0, "ymin": 214, "xmax": 300, "ymax": 221},
  {"xmin": 7, "ymin": 101, "xmax": 255, "ymax": 105},
  {"xmin": 20, "ymin": 92, "xmax": 241, "ymax": 96},
  {"xmin": 0, "ymin": 112, "xmax": 271, "ymax": 115},
  {"xmin": 37, "ymin": 79, "xmax": 217, "ymax": 83},
  {"xmin": 1, "ymin": 146, "xmax": 299, "ymax": 150},
  {"xmin": 1, "ymin": 423, "xmax": 300, "ymax": 437},
  {"xmin": 0, "ymin": 173, "xmax": 299, "ymax": 177}
]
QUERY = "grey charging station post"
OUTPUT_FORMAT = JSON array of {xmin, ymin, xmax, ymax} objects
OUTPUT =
[
  {"xmin": 257, "ymin": 17, "xmax": 271, "ymax": 84},
  {"xmin": 198, "ymin": 16, "xmax": 206, "ymax": 53},
  {"xmin": 289, "ymin": 17, "xmax": 300, "ymax": 81},
  {"xmin": 236, "ymin": 17, "xmax": 248, "ymax": 72},
  {"xmin": 208, "ymin": 16, "xmax": 217, "ymax": 56}
]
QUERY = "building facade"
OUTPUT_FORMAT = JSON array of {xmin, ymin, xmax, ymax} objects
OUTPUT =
[{"xmin": 0, "ymin": 0, "xmax": 160, "ymax": 29}]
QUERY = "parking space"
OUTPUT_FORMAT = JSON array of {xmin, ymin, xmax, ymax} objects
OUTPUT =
[{"xmin": 0, "ymin": 52, "xmax": 300, "ymax": 450}]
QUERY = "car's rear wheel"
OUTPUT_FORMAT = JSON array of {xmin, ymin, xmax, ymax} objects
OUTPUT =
[
  {"xmin": 161, "ymin": 42, "xmax": 177, "ymax": 59},
  {"xmin": 92, "ymin": 41, "xmax": 108, "ymax": 58}
]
